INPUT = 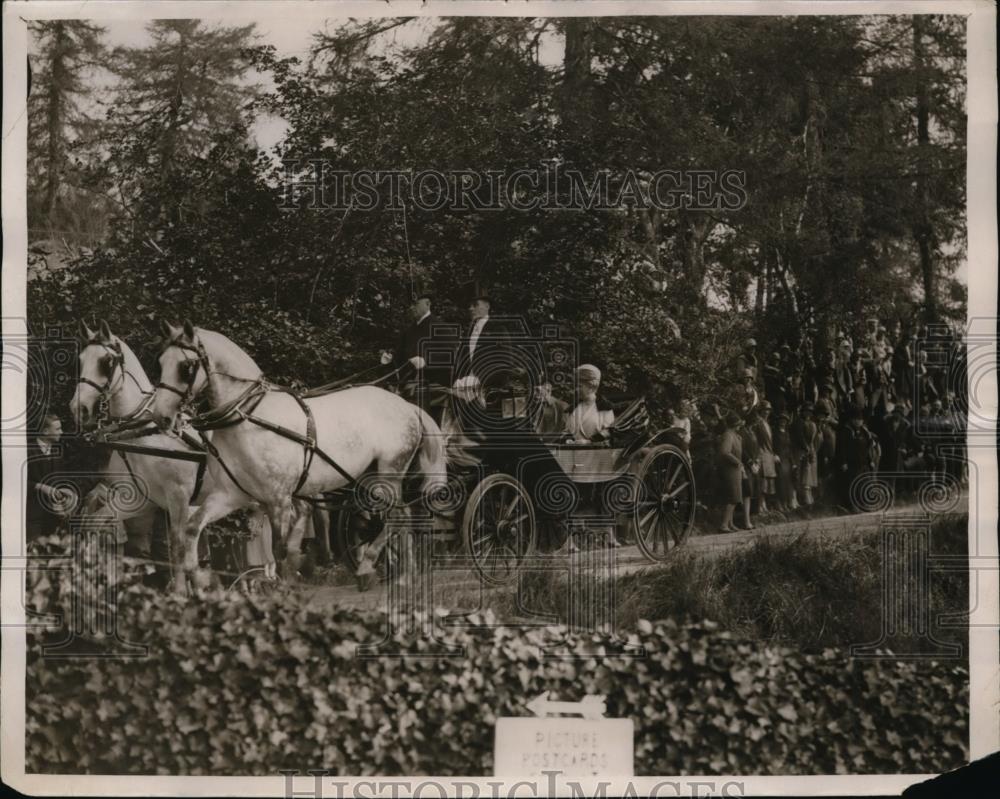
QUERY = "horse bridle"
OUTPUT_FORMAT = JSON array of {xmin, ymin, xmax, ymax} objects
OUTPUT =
[
  {"xmin": 155, "ymin": 337, "xmax": 213, "ymax": 407},
  {"xmin": 77, "ymin": 339, "xmax": 133, "ymax": 425}
]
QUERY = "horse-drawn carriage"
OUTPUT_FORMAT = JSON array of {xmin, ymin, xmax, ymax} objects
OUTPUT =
[
  {"xmin": 327, "ymin": 387, "xmax": 697, "ymax": 585},
  {"xmin": 71, "ymin": 320, "xmax": 697, "ymax": 592}
]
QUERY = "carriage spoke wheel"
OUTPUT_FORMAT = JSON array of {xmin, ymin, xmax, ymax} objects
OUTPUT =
[
  {"xmin": 632, "ymin": 444, "xmax": 696, "ymax": 562},
  {"xmin": 334, "ymin": 501, "xmax": 400, "ymax": 581},
  {"xmin": 462, "ymin": 474, "xmax": 536, "ymax": 586}
]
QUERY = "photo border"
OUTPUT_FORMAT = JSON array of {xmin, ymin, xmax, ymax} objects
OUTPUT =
[{"xmin": 3, "ymin": 1, "xmax": 996, "ymax": 795}]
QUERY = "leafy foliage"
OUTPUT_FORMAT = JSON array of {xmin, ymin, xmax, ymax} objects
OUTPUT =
[
  {"xmin": 25, "ymin": 553, "xmax": 968, "ymax": 776},
  {"xmin": 26, "ymin": 16, "xmax": 967, "ymax": 420}
]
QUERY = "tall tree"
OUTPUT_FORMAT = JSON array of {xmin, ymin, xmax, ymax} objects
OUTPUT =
[
  {"xmin": 103, "ymin": 20, "xmax": 258, "ymax": 224},
  {"xmin": 27, "ymin": 20, "xmax": 106, "ymax": 236},
  {"xmin": 862, "ymin": 14, "xmax": 966, "ymax": 325}
]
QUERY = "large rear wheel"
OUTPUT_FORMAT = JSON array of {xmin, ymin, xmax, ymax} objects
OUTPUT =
[
  {"xmin": 462, "ymin": 473, "xmax": 536, "ymax": 585},
  {"xmin": 631, "ymin": 444, "xmax": 696, "ymax": 561}
]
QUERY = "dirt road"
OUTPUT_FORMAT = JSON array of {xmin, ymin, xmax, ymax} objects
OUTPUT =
[{"xmin": 297, "ymin": 497, "xmax": 963, "ymax": 614}]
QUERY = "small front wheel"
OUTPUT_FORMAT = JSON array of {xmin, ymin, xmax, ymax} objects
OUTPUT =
[{"xmin": 462, "ymin": 473, "xmax": 536, "ymax": 585}]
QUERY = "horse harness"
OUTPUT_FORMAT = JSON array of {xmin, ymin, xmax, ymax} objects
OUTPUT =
[
  {"xmin": 159, "ymin": 336, "xmax": 360, "ymax": 505},
  {"xmin": 77, "ymin": 338, "xmax": 151, "ymax": 427},
  {"xmin": 80, "ymin": 338, "xmax": 208, "ymax": 505},
  {"xmin": 91, "ymin": 423, "xmax": 209, "ymax": 507}
]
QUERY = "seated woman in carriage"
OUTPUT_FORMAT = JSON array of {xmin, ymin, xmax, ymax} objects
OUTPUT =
[{"xmin": 564, "ymin": 364, "xmax": 616, "ymax": 443}]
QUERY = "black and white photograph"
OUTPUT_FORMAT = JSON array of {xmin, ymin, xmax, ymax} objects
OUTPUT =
[{"xmin": 2, "ymin": 0, "xmax": 997, "ymax": 795}]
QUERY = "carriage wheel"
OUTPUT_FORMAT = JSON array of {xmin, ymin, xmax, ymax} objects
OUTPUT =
[
  {"xmin": 632, "ymin": 444, "xmax": 696, "ymax": 562},
  {"xmin": 332, "ymin": 501, "xmax": 401, "ymax": 581},
  {"xmin": 462, "ymin": 473, "xmax": 536, "ymax": 585}
]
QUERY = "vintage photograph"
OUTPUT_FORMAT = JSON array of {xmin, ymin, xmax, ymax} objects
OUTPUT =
[{"xmin": 2, "ymin": 0, "xmax": 996, "ymax": 794}]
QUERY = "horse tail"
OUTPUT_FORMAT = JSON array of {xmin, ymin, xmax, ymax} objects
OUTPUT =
[{"xmin": 416, "ymin": 408, "xmax": 448, "ymax": 496}]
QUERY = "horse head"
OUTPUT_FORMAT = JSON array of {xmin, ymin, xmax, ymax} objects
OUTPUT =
[
  {"xmin": 152, "ymin": 319, "xmax": 209, "ymax": 430},
  {"xmin": 70, "ymin": 318, "xmax": 133, "ymax": 429},
  {"xmin": 152, "ymin": 320, "xmax": 262, "ymax": 430}
]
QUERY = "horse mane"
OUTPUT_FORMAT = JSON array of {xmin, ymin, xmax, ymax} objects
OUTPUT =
[
  {"xmin": 112, "ymin": 335, "xmax": 154, "ymax": 393},
  {"xmin": 197, "ymin": 327, "xmax": 264, "ymax": 381}
]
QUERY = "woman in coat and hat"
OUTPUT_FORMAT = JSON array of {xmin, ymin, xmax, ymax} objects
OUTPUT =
[
  {"xmin": 753, "ymin": 401, "xmax": 776, "ymax": 514},
  {"xmin": 565, "ymin": 364, "xmax": 615, "ymax": 442},
  {"xmin": 791, "ymin": 402, "xmax": 820, "ymax": 507},
  {"xmin": 773, "ymin": 410, "xmax": 798, "ymax": 511},
  {"xmin": 738, "ymin": 411, "xmax": 761, "ymax": 529},
  {"xmin": 716, "ymin": 410, "xmax": 743, "ymax": 532}
]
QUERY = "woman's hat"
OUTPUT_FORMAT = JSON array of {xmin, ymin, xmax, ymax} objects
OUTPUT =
[{"xmin": 576, "ymin": 364, "xmax": 601, "ymax": 383}]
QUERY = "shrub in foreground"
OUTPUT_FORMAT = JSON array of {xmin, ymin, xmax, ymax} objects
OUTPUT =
[{"xmin": 25, "ymin": 580, "xmax": 968, "ymax": 777}]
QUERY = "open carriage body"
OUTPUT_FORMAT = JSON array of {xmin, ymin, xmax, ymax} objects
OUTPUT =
[{"xmin": 331, "ymin": 387, "xmax": 697, "ymax": 585}]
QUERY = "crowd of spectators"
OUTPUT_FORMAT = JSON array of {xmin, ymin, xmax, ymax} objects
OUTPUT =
[{"xmin": 677, "ymin": 320, "xmax": 967, "ymax": 531}]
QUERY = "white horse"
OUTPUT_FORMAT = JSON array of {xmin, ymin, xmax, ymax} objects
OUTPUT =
[
  {"xmin": 69, "ymin": 319, "xmax": 221, "ymax": 590},
  {"xmin": 150, "ymin": 320, "xmax": 447, "ymax": 591}
]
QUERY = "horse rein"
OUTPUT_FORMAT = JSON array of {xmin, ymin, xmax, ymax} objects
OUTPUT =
[
  {"xmin": 77, "ymin": 339, "xmax": 154, "ymax": 428},
  {"xmin": 157, "ymin": 334, "xmax": 360, "ymax": 503}
]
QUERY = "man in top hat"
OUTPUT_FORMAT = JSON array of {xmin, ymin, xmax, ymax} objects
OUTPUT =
[
  {"xmin": 392, "ymin": 291, "xmax": 453, "ymax": 422},
  {"xmin": 449, "ymin": 286, "xmax": 583, "ymax": 548},
  {"xmin": 453, "ymin": 287, "xmax": 513, "ymax": 402}
]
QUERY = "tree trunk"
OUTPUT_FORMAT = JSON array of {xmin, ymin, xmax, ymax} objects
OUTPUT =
[
  {"xmin": 754, "ymin": 246, "xmax": 766, "ymax": 316},
  {"xmin": 774, "ymin": 248, "xmax": 800, "ymax": 328},
  {"xmin": 913, "ymin": 16, "xmax": 936, "ymax": 323},
  {"xmin": 562, "ymin": 19, "xmax": 593, "ymax": 145},
  {"xmin": 44, "ymin": 23, "xmax": 68, "ymax": 231},
  {"xmin": 680, "ymin": 211, "xmax": 712, "ymax": 303},
  {"xmin": 158, "ymin": 37, "xmax": 189, "ymax": 225},
  {"xmin": 764, "ymin": 252, "xmax": 772, "ymax": 310}
]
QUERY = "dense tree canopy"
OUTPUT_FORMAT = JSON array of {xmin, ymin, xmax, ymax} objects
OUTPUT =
[{"xmin": 27, "ymin": 15, "xmax": 967, "ymax": 420}]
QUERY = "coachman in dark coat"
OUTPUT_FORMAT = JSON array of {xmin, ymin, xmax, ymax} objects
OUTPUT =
[
  {"xmin": 450, "ymin": 288, "xmax": 573, "ymax": 525},
  {"xmin": 452, "ymin": 292, "xmax": 514, "ymax": 397},
  {"xmin": 393, "ymin": 292, "xmax": 454, "ymax": 422}
]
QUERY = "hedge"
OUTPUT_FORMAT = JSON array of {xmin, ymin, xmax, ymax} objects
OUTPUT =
[{"xmin": 24, "ymin": 559, "xmax": 968, "ymax": 776}]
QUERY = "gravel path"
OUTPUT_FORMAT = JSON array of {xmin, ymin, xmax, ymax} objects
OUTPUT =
[{"xmin": 298, "ymin": 497, "xmax": 966, "ymax": 614}]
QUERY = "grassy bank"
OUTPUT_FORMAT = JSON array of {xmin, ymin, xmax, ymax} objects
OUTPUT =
[{"xmin": 448, "ymin": 512, "xmax": 969, "ymax": 653}]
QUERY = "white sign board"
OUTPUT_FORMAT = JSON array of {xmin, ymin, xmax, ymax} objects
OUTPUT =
[{"xmin": 493, "ymin": 717, "xmax": 634, "ymax": 777}]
